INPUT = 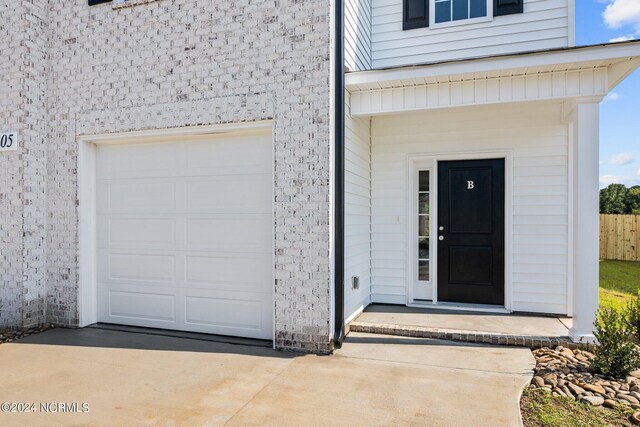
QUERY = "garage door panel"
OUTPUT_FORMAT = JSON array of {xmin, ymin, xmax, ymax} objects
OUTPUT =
[
  {"xmin": 185, "ymin": 296, "xmax": 263, "ymax": 330},
  {"xmin": 185, "ymin": 175, "xmax": 272, "ymax": 214},
  {"xmin": 99, "ymin": 215, "xmax": 272, "ymax": 253},
  {"xmin": 183, "ymin": 289, "xmax": 272, "ymax": 339},
  {"xmin": 185, "ymin": 216, "xmax": 272, "ymax": 253},
  {"xmin": 97, "ymin": 284, "xmax": 272, "ymax": 340},
  {"xmin": 102, "ymin": 252, "xmax": 176, "ymax": 283},
  {"xmin": 97, "ymin": 142, "xmax": 179, "ymax": 179},
  {"xmin": 185, "ymin": 136, "xmax": 272, "ymax": 176},
  {"xmin": 96, "ymin": 132, "xmax": 274, "ymax": 341},
  {"xmin": 101, "ymin": 217, "xmax": 177, "ymax": 248},
  {"xmin": 185, "ymin": 254, "xmax": 272, "ymax": 292},
  {"xmin": 104, "ymin": 289, "xmax": 176, "ymax": 322},
  {"xmin": 99, "ymin": 180, "xmax": 178, "ymax": 212}
]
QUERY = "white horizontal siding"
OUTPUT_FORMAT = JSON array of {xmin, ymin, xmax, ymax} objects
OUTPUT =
[
  {"xmin": 370, "ymin": 102, "xmax": 569, "ymax": 314},
  {"xmin": 346, "ymin": 0, "xmax": 372, "ymax": 71},
  {"xmin": 371, "ymin": 0, "xmax": 570, "ymax": 68},
  {"xmin": 345, "ymin": 92, "xmax": 372, "ymax": 322}
]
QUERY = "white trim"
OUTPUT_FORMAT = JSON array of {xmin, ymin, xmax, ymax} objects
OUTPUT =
[
  {"xmin": 567, "ymin": 0, "xmax": 576, "ymax": 48},
  {"xmin": 349, "ymin": 68, "xmax": 609, "ymax": 117},
  {"xmin": 566, "ymin": 121, "xmax": 574, "ymax": 317},
  {"xmin": 345, "ymin": 303, "xmax": 367, "ymax": 326},
  {"xmin": 407, "ymin": 159, "xmax": 437, "ymax": 303},
  {"xmin": 78, "ymin": 139, "xmax": 97, "ymax": 327},
  {"xmin": 77, "ymin": 121, "xmax": 276, "ymax": 344},
  {"xmin": 270, "ymin": 124, "xmax": 277, "ymax": 349},
  {"xmin": 406, "ymin": 150, "xmax": 513, "ymax": 311},
  {"xmin": 346, "ymin": 41, "xmax": 640, "ymax": 88},
  {"xmin": 568, "ymin": 99, "xmax": 600, "ymax": 343},
  {"xmin": 78, "ymin": 121, "xmax": 274, "ymax": 144}
]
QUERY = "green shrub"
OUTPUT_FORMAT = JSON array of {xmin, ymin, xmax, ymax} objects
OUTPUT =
[
  {"xmin": 592, "ymin": 307, "xmax": 640, "ymax": 378},
  {"xmin": 625, "ymin": 295, "xmax": 640, "ymax": 342}
]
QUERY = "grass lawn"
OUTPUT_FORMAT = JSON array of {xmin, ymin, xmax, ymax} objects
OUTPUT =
[
  {"xmin": 521, "ymin": 389, "xmax": 634, "ymax": 427},
  {"xmin": 600, "ymin": 260, "xmax": 640, "ymax": 310}
]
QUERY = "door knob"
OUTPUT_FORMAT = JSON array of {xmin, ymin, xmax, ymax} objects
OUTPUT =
[
  {"xmin": 438, "ymin": 236, "xmax": 444, "ymax": 241},
  {"xmin": 439, "ymin": 226, "xmax": 444, "ymax": 231}
]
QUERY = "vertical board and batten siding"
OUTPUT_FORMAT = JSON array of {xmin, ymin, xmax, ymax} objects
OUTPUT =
[
  {"xmin": 371, "ymin": 0, "xmax": 570, "ymax": 68},
  {"xmin": 344, "ymin": 93, "xmax": 373, "ymax": 322},
  {"xmin": 370, "ymin": 102, "xmax": 569, "ymax": 314},
  {"xmin": 346, "ymin": 0, "xmax": 372, "ymax": 71},
  {"xmin": 600, "ymin": 214, "xmax": 640, "ymax": 261}
]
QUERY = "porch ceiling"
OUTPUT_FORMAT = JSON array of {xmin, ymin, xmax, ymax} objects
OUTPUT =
[{"xmin": 346, "ymin": 41, "xmax": 640, "ymax": 117}]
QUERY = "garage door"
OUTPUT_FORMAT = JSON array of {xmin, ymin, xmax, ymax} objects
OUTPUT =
[{"xmin": 96, "ymin": 131, "xmax": 273, "ymax": 340}]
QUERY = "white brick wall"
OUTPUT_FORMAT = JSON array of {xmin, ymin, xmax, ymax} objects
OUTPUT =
[
  {"xmin": 1, "ymin": 0, "xmax": 334, "ymax": 352},
  {"xmin": 0, "ymin": 0, "xmax": 48, "ymax": 329}
]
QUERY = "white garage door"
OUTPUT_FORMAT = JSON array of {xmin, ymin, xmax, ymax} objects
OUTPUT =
[{"xmin": 96, "ymin": 131, "xmax": 274, "ymax": 340}]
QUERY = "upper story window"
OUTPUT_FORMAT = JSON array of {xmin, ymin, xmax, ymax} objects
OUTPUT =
[
  {"xmin": 403, "ymin": 0, "xmax": 523, "ymax": 30},
  {"xmin": 434, "ymin": 0, "xmax": 487, "ymax": 24}
]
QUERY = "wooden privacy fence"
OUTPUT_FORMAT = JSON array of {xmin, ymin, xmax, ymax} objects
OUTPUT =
[{"xmin": 600, "ymin": 214, "xmax": 640, "ymax": 261}]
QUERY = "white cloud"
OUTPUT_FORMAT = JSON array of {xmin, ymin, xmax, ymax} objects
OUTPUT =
[
  {"xmin": 600, "ymin": 174, "xmax": 640, "ymax": 188},
  {"xmin": 603, "ymin": 91, "xmax": 621, "ymax": 102},
  {"xmin": 607, "ymin": 152, "xmax": 635, "ymax": 165},
  {"xmin": 603, "ymin": 0, "xmax": 640, "ymax": 32},
  {"xmin": 609, "ymin": 35, "xmax": 636, "ymax": 42}
]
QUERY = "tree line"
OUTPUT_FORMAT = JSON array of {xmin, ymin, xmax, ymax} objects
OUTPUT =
[{"xmin": 600, "ymin": 184, "xmax": 640, "ymax": 214}]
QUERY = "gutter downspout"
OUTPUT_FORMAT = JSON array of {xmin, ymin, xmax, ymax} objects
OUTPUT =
[{"xmin": 333, "ymin": 0, "xmax": 345, "ymax": 348}]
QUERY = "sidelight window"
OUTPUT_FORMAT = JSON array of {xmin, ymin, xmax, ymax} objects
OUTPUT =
[{"xmin": 418, "ymin": 170, "xmax": 430, "ymax": 281}]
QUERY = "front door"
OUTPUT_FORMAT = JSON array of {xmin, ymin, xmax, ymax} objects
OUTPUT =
[{"xmin": 437, "ymin": 159, "xmax": 505, "ymax": 305}]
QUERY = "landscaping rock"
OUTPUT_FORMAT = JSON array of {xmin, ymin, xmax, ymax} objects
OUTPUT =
[
  {"xmin": 532, "ymin": 376, "xmax": 545, "ymax": 387},
  {"xmin": 529, "ymin": 346, "xmax": 640, "ymax": 415},
  {"xmin": 567, "ymin": 382, "xmax": 585, "ymax": 396},
  {"xmin": 561, "ymin": 385, "xmax": 574, "ymax": 400},
  {"xmin": 618, "ymin": 394, "xmax": 640, "ymax": 405},
  {"xmin": 0, "ymin": 326, "xmax": 50, "ymax": 345},
  {"xmin": 541, "ymin": 372, "xmax": 558, "ymax": 387},
  {"xmin": 580, "ymin": 395, "xmax": 605, "ymax": 406},
  {"xmin": 604, "ymin": 399, "xmax": 619, "ymax": 409},
  {"xmin": 582, "ymin": 383, "xmax": 606, "ymax": 395}
]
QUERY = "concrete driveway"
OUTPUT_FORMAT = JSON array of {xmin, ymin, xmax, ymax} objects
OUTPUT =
[{"xmin": 0, "ymin": 328, "xmax": 534, "ymax": 426}]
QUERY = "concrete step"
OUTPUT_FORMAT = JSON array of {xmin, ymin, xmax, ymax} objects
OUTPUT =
[{"xmin": 348, "ymin": 320, "xmax": 578, "ymax": 349}]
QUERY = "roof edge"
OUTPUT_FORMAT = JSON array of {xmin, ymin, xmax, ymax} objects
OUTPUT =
[{"xmin": 346, "ymin": 40, "xmax": 640, "ymax": 88}]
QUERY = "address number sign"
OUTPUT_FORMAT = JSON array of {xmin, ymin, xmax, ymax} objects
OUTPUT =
[{"xmin": 0, "ymin": 132, "xmax": 18, "ymax": 151}]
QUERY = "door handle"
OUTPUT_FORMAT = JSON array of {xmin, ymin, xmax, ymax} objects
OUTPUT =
[{"xmin": 438, "ymin": 236, "xmax": 444, "ymax": 241}]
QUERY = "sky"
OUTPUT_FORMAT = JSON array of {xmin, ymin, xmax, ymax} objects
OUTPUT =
[{"xmin": 576, "ymin": 0, "xmax": 640, "ymax": 188}]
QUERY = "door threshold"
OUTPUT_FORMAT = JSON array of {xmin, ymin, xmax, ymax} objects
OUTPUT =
[{"xmin": 407, "ymin": 301, "xmax": 510, "ymax": 314}]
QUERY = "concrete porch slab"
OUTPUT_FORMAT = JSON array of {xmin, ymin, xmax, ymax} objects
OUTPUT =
[
  {"xmin": 350, "ymin": 304, "xmax": 575, "ymax": 349},
  {"xmin": 0, "ymin": 327, "xmax": 534, "ymax": 426}
]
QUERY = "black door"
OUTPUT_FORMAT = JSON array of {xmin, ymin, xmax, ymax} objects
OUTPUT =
[{"xmin": 437, "ymin": 159, "xmax": 505, "ymax": 305}]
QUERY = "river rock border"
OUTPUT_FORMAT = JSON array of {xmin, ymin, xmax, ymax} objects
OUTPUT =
[
  {"xmin": 0, "ymin": 325, "xmax": 51, "ymax": 345},
  {"xmin": 529, "ymin": 345, "xmax": 640, "ymax": 409}
]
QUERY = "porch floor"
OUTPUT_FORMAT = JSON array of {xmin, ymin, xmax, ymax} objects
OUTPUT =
[{"xmin": 349, "ymin": 304, "xmax": 575, "ymax": 349}]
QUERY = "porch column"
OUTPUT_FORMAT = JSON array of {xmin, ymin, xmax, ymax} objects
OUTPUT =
[{"xmin": 569, "ymin": 98, "xmax": 601, "ymax": 342}]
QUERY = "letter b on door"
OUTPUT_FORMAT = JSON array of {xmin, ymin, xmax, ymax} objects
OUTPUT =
[{"xmin": 467, "ymin": 180, "xmax": 474, "ymax": 190}]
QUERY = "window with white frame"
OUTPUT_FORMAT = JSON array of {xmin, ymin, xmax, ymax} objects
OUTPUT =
[
  {"xmin": 434, "ymin": 0, "xmax": 488, "ymax": 23},
  {"xmin": 403, "ymin": 0, "xmax": 523, "ymax": 30}
]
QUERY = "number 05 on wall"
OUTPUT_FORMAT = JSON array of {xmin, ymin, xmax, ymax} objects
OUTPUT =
[{"xmin": 0, "ymin": 132, "xmax": 18, "ymax": 151}]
